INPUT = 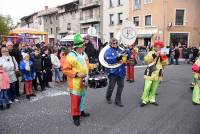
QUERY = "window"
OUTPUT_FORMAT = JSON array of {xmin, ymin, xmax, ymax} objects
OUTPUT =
[
  {"xmin": 109, "ymin": 14, "xmax": 114, "ymax": 25},
  {"xmin": 93, "ymin": 24, "xmax": 100, "ymax": 34},
  {"xmin": 134, "ymin": 0, "xmax": 141, "ymax": 10},
  {"xmin": 175, "ymin": 9, "xmax": 185, "ymax": 25},
  {"xmin": 145, "ymin": 15, "xmax": 151, "ymax": 26},
  {"xmin": 110, "ymin": 33, "xmax": 114, "ymax": 39},
  {"xmin": 133, "ymin": 16, "xmax": 139, "ymax": 26},
  {"xmin": 67, "ymin": 23, "xmax": 71, "ymax": 30},
  {"xmin": 56, "ymin": 27, "xmax": 59, "ymax": 33},
  {"xmin": 144, "ymin": 0, "xmax": 152, "ymax": 4},
  {"xmin": 118, "ymin": 0, "xmax": 122, "ymax": 6},
  {"xmin": 50, "ymin": 28, "xmax": 53, "ymax": 34},
  {"xmin": 46, "ymin": 18, "xmax": 47, "ymax": 22},
  {"xmin": 170, "ymin": 33, "xmax": 188, "ymax": 46},
  {"xmin": 118, "ymin": 13, "xmax": 123, "ymax": 24},
  {"xmin": 109, "ymin": 0, "xmax": 113, "ymax": 7},
  {"xmin": 56, "ymin": 15, "xmax": 58, "ymax": 20},
  {"xmin": 50, "ymin": 17, "xmax": 52, "ymax": 24},
  {"xmin": 38, "ymin": 18, "xmax": 42, "ymax": 25}
]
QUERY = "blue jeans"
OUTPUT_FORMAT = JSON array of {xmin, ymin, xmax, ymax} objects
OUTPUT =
[
  {"xmin": 8, "ymin": 82, "xmax": 16, "ymax": 101},
  {"xmin": 169, "ymin": 56, "xmax": 174, "ymax": 65},
  {"xmin": 0, "ymin": 90, "xmax": 9, "ymax": 105},
  {"xmin": 54, "ymin": 68, "xmax": 61, "ymax": 81},
  {"xmin": 175, "ymin": 59, "xmax": 179, "ymax": 65}
]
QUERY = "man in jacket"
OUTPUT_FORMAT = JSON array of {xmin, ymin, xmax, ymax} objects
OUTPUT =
[
  {"xmin": 32, "ymin": 48, "xmax": 44, "ymax": 91},
  {"xmin": 104, "ymin": 38, "xmax": 129, "ymax": 107},
  {"xmin": 41, "ymin": 48, "xmax": 52, "ymax": 89},
  {"xmin": 84, "ymin": 35, "xmax": 99, "ymax": 64}
]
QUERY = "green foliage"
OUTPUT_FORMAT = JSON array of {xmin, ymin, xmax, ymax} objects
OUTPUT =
[{"xmin": 0, "ymin": 14, "xmax": 14, "ymax": 35}]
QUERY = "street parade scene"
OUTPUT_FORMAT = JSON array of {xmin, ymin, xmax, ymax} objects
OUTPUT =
[{"xmin": 0, "ymin": 0, "xmax": 200, "ymax": 134}]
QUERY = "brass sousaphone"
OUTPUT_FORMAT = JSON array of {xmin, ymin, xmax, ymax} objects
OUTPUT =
[{"xmin": 99, "ymin": 20, "xmax": 137, "ymax": 68}]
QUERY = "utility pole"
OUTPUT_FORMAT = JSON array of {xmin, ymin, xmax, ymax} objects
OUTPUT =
[{"xmin": 163, "ymin": 0, "xmax": 167, "ymax": 46}]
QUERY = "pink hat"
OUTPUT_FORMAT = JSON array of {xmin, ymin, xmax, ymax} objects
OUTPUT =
[{"xmin": 83, "ymin": 35, "xmax": 90, "ymax": 40}]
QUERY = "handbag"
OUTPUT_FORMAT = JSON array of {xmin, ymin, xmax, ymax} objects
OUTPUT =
[{"xmin": 11, "ymin": 56, "xmax": 22, "ymax": 77}]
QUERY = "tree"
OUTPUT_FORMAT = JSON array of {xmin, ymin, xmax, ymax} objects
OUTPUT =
[{"xmin": 0, "ymin": 14, "xmax": 14, "ymax": 35}]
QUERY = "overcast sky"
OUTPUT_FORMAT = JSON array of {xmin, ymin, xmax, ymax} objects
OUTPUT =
[{"xmin": 0, "ymin": 0, "xmax": 74, "ymax": 24}]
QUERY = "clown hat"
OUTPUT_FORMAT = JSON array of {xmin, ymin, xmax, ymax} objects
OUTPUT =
[
  {"xmin": 73, "ymin": 34, "xmax": 84, "ymax": 48},
  {"xmin": 154, "ymin": 41, "xmax": 164, "ymax": 48}
]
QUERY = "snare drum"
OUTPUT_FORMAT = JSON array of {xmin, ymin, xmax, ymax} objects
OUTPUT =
[{"xmin": 88, "ymin": 74, "xmax": 108, "ymax": 88}]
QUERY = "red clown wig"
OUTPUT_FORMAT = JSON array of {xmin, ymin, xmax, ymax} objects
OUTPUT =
[{"xmin": 154, "ymin": 41, "xmax": 164, "ymax": 48}]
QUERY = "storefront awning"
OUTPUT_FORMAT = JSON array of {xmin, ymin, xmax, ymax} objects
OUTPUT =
[
  {"xmin": 9, "ymin": 27, "xmax": 48, "ymax": 35},
  {"xmin": 136, "ymin": 27, "xmax": 158, "ymax": 38},
  {"xmin": 137, "ymin": 34, "xmax": 153, "ymax": 38}
]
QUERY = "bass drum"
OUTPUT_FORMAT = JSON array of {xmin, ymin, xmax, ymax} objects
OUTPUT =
[{"xmin": 88, "ymin": 74, "xmax": 108, "ymax": 89}]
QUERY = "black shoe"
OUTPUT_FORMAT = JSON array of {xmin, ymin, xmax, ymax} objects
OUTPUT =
[
  {"xmin": 47, "ymin": 85, "xmax": 52, "ymax": 88},
  {"xmin": 115, "ymin": 102, "xmax": 124, "ymax": 107},
  {"xmin": 193, "ymin": 102, "xmax": 198, "ymax": 105},
  {"xmin": 16, "ymin": 94, "xmax": 20, "ymax": 97},
  {"xmin": 30, "ymin": 94, "xmax": 36, "ymax": 97},
  {"xmin": 34, "ymin": 88, "xmax": 39, "ymax": 91},
  {"xmin": 140, "ymin": 103, "xmax": 146, "ymax": 107},
  {"xmin": 126, "ymin": 79, "xmax": 130, "ymax": 82},
  {"xmin": 26, "ymin": 95, "xmax": 30, "ymax": 99},
  {"xmin": 81, "ymin": 111, "xmax": 90, "ymax": 117},
  {"xmin": 42, "ymin": 88, "xmax": 46, "ymax": 91},
  {"xmin": 129, "ymin": 80, "xmax": 134, "ymax": 83},
  {"xmin": 150, "ymin": 102, "xmax": 159, "ymax": 106},
  {"xmin": 106, "ymin": 98, "xmax": 112, "ymax": 104},
  {"xmin": 73, "ymin": 116, "xmax": 80, "ymax": 126}
]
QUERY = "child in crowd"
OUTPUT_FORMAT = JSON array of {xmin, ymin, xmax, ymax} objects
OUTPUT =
[
  {"xmin": 0, "ymin": 64, "xmax": 10, "ymax": 109},
  {"xmin": 20, "ymin": 53, "xmax": 36, "ymax": 99}
]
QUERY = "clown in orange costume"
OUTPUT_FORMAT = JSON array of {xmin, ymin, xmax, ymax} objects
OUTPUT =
[{"xmin": 62, "ymin": 34, "xmax": 97, "ymax": 126}]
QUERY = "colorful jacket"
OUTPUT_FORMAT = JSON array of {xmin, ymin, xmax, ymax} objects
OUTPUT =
[
  {"xmin": 126, "ymin": 48, "xmax": 138, "ymax": 65},
  {"xmin": 62, "ymin": 51, "xmax": 94, "ymax": 96},
  {"xmin": 144, "ymin": 50, "xmax": 168, "ymax": 81},
  {"xmin": 0, "ymin": 69, "xmax": 10, "ymax": 90},
  {"xmin": 192, "ymin": 58, "xmax": 200, "ymax": 81},
  {"xmin": 104, "ymin": 47, "xmax": 130, "ymax": 79},
  {"xmin": 20, "ymin": 60, "xmax": 35, "ymax": 81}
]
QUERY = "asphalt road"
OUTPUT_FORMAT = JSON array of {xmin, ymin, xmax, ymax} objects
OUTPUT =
[{"xmin": 0, "ymin": 64, "xmax": 200, "ymax": 134}]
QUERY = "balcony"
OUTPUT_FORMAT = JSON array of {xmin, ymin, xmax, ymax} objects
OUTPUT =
[
  {"xmin": 80, "ymin": 15, "xmax": 100, "ymax": 24},
  {"xmin": 79, "ymin": 0, "xmax": 100, "ymax": 9}
]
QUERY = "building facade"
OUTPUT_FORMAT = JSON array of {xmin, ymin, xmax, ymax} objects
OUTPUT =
[
  {"xmin": 20, "ymin": 13, "xmax": 41, "ymax": 29},
  {"xmin": 129, "ymin": 0, "xmax": 200, "ymax": 47},
  {"xmin": 103, "ymin": 0, "xmax": 129, "ymax": 43},
  {"xmin": 57, "ymin": 1, "xmax": 80, "ymax": 38},
  {"xmin": 79, "ymin": 0, "xmax": 102, "ymax": 38},
  {"xmin": 38, "ymin": 7, "xmax": 59, "ymax": 45}
]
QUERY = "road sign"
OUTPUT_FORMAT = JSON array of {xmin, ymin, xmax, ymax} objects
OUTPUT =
[{"xmin": 87, "ymin": 27, "xmax": 96, "ymax": 36}]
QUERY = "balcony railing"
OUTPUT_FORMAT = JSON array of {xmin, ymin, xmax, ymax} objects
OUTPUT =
[
  {"xmin": 79, "ymin": 0, "xmax": 100, "ymax": 9},
  {"xmin": 80, "ymin": 15, "xmax": 100, "ymax": 24}
]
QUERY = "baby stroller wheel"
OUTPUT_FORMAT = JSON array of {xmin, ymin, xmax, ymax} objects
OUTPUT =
[{"xmin": 2, "ymin": 103, "xmax": 7, "ymax": 109}]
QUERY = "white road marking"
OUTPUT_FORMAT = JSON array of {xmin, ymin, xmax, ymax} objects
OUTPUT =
[{"xmin": 30, "ymin": 89, "xmax": 69, "ymax": 102}]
